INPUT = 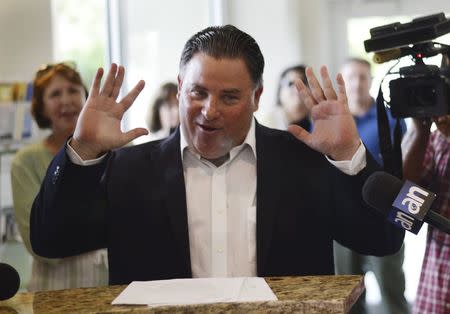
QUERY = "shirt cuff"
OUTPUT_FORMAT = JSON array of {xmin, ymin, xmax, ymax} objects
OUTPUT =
[
  {"xmin": 66, "ymin": 138, "xmax": 107, "ymax": 166},
  {"xmin": 325, "ymin": 140, "xmax": 367, "ymax": 175}
]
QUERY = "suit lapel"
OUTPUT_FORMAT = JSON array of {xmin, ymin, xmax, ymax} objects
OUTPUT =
[
  {"xmin": 158, "ymin": 129, "xmax": 192, "ymax": 276},
  {"xmin": 255, "ymin": 123, "xmax": 282, "ymax": 275}
]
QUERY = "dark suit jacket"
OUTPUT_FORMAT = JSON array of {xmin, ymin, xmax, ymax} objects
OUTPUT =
[{"xmin": 30, "ymin": 122, "xmax": 404, "ymax": 285}]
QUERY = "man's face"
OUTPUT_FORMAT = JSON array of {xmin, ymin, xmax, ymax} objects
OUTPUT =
[
  {"xmin": 341, "ymin": 61, "xmax": 372, "ymax": 115},
  {"xmin": 178, "ymin": 53, "xmax": 262, "ymax": 160}
]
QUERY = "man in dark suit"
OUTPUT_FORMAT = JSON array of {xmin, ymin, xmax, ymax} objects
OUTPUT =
[{"xmin": 30, "ymin": 25, "xmax": 404, "ymax": 285}]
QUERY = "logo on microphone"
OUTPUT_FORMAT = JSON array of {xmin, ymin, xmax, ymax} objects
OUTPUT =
[
  {"xmin": 390, "ymin": 180, "xmax": 436, "ymax": 234},
  {"xmin": 401, "ymin": 185, "xmax": 429, "ymax": 214},
  {"xmin": 393, "ymin": 211, "xmax": 415, "ymax": 231}
]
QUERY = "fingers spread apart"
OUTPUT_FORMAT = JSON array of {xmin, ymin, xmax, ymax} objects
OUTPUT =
[
  {"xmin": 320, "ymin": 66, "xmax": 337, "ymax": 100},
  {"xmin": 295, "ymin": 79, "xmax": 316, "ymax": 110},
  {"xmin": 305, "ymin": 67, "xmax": 326, "ymax": 103},
  {"xmin": 335, "ymin": 73, "xmax": 348, "ymax": 105},
  {"xmin": 119, "ymin": 80, "xmax": 146, "ymax": 112},
  {"xmin": 100, "ymin": 64, "xmax": 118, "ymax": 97},
  {"xmin": 111, "ymin": 66, "xmax": 125, "ymax": 100},
  {"xmin": 295, "ymin": 66, "xmax": 341, "ymax": 110},
  {"xmin": 89, "ymin": 68, "xmax": 104, "ymax": 98}
]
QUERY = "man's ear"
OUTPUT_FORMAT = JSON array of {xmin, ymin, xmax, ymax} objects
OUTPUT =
[{"xmin": 253, "ymin": 86, "xmax": 263, "ymax": 112}]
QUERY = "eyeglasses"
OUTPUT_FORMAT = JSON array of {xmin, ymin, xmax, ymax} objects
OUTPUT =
[{"xmin": 35, "ymin": 61, "xmax": 77, "ymax": 77}]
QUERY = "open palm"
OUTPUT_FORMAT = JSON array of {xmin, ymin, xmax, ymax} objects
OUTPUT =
[
  {"xmin": 288, "ymin": 66, "xmax": 361, "ymax": 161},
  {"xmin": 72, "ymin": 64, "xmax": 148, "ymax": 160}
]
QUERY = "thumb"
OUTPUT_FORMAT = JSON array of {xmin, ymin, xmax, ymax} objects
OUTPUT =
[
  {"xmin": 288, "ymin": 124, "xmax": 312, "ymax": 146},
  {"xmin": 121, "ymin": 128, "xmax": 149, "ymax": 144}
]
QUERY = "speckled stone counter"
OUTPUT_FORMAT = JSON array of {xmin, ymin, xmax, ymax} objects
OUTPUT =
[{"xmin": 0, "ymin": 275, "xmax": 364, "ymax": 313}]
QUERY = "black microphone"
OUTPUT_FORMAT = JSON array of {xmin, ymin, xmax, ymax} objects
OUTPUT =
[
  {"xmin": 0, "ymin": 263, "xmax": 20, "ymax": 301},
  {"xmin": 362, "ymin": 171, "xmax": 450, "ymax": 235}
]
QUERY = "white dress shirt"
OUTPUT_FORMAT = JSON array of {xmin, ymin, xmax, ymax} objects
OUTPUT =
[
  {"xmin": 67, "ymin": 119, "xmax": 366, "ymax": 278},
  {"xmin": 179, "ymin": 121, "xmax": 258, "ymax": 277}
]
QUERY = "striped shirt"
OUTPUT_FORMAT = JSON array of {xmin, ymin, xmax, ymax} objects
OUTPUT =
[{"xmin": 413, "ymin": 131, "xmax": 450, "ymax": 314}]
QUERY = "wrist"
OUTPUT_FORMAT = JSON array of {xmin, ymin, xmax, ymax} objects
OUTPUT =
[
  {"xmin": 69, "ymin": 138, "xmax": 103, "ymax": 160},
  {"xmin": 330, "ymin": 139, "xmax": 361, "ymax": 161}
]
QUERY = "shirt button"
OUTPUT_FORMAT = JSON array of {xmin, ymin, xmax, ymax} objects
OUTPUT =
[
  {"xmin": 217, "ymin": 248, "xmax": 223, "ymax": 253},
  {"xmin": 218, "ymin": 210, "xmax": 223, "ymax": 214}
]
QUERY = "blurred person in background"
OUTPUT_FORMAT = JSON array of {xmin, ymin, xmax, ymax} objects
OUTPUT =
[
  {"xmin": 333, "ymin": 57, "xmax": 408, "ymax": 314},
  {"xmin": 261, "ymin": 65, "xmax": 311, "ymax": 131},
  {"xmin": 10, "ymin": 62, "xmax": 108, "ymax": 291},
  {"xmin": 136, "ymin": 82, "xmax": 179, "ymax": 144}
]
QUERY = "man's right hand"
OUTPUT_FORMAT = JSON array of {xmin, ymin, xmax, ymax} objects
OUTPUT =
[{"xmin": 71, "ymin": 64, "xmax": 148, "ymax": 160}]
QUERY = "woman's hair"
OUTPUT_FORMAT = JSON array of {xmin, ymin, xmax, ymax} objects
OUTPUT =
[
  {"xmin": 149, "ymin": 82, "xmax": 178, "ymax": 132},
  {"xmin": 275, "ymin": 64, "xmax": 307, "ymax": 106},
  {"xmin": 31, "ymin": 63, "xmax": 88, "ymax": 129}
]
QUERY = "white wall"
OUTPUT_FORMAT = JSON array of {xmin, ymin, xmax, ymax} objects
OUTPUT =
[
  {"xmin": 117, "ymin": 0, "xmax": 210, "ymax": 131},
  {"xmin": 228, "ymin": 0, "xmax": 304, "ymax": 114},
  {"xmin": 227, "ymin": 0, "xmax": 337, "ymax": 115},
  {"xmin": 0, "ymin": 0, "xmax": 53, "ymax": 82},
  {"xmin": 0, "ymin": 0, "xmax": 53, "ymax": 208}
]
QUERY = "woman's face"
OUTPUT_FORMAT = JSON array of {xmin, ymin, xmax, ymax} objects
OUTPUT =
[
  {"xmin": 159, "ymin": 94, "xmax": 179, "ymax": 130},
  {"xmin": 279, "ymin": 70, "xmax": 308, "ymax": 123},
  {"xmin": 42, "ymin": 74, "xmax": 85, "ymax": 135}
]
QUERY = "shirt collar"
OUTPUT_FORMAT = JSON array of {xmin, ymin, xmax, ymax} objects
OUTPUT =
[{"xmin": 180, "ymin": 118, "xmax": 257, "ymax": 163}]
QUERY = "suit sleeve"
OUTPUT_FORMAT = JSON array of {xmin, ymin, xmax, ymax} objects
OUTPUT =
[
  {"xmin": 331, "ymin": 149, "xmax": 405, "ymax": 256},
  {"xmin": 30, "ymin": 145, "xmax": 110, "ymax": 258},
  {"xmin": 11, "ymin": 153, "xmax": 65, "ymax": 264}
]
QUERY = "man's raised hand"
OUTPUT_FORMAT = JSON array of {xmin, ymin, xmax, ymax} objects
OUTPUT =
[
  {"xmin": 288, "ymin": 66, "xmax": 361, "ymax": 161},
  {"xmin": 72, "ymin": 64, "xmax": 148, "ymax": 160}
]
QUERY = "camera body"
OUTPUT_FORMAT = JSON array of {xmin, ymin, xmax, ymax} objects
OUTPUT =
[
  {"xmin": 364, "ymin": 13, "xmax": 450, "ymax": 118},
  {"xmin": 389, "ymin": 64, "xmax": 449, "ymax": 118}
]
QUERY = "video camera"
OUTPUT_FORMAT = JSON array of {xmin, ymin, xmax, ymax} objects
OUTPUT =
[{"xmin": 364, "ymin": 12, "xmax": 450, "ymax": 118}]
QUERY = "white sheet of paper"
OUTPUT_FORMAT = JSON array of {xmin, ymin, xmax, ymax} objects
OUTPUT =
[{"xmin": 111, "ymin": 277, "xmax": 278, "ymax": 307}]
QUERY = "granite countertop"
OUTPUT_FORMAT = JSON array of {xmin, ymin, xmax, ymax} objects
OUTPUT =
[{"xmin": 0, "ymin": 275, "xmax": 364, "ymax": 313}]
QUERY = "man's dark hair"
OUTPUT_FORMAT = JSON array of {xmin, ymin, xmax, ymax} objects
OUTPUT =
[{"xmin": 179, "ymin": 25, "xmax": 265, "ymax": 88}]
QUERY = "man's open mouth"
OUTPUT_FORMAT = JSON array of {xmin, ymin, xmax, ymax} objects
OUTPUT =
[{"xmin": 198, "ymin": 124, "xmax": 219, "ymax": 132}]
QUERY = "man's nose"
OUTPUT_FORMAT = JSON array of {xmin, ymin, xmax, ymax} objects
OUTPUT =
[{"xmin": 201, "ymin": 98, "xmax": 220, "ymax": 120}]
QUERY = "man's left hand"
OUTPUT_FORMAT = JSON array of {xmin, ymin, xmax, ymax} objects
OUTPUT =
[{"xmin": 288, "ymin": 66, "xmax": 361, "ymax": 161}]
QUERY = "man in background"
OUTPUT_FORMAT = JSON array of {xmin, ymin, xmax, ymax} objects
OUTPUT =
[{"xmin": 333, "ymin": 58, "xmax": 409, "ymax": 314}]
